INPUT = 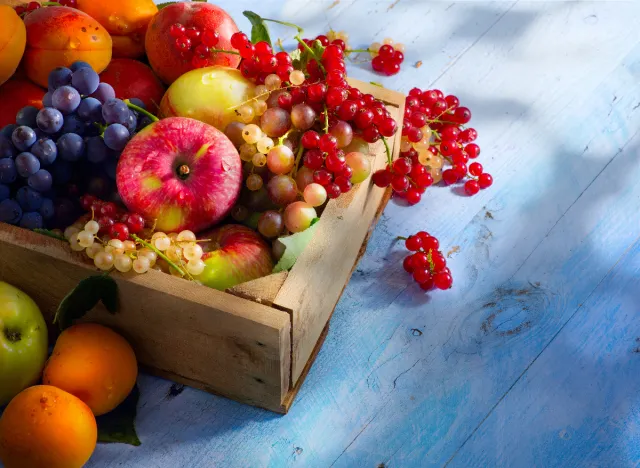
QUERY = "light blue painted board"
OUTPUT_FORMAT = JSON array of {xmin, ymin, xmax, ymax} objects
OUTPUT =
[
  {"xmin": 449, "ymin": 236, "xmax": 640, "ymax": 467},
  {"xmin": 71, "ymin": 1, "xmax": 640, "ymax": 466}
]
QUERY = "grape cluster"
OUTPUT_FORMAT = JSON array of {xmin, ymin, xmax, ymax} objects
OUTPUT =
[
  {"xmin": 369, "ymin": 39, "xmax": 406, "ymax": 76},
  {"xmin": 372, "ymin": 88, "xmax": 492, "ymax": 204},
  {"xmin": 170, "ymin": 22, "xmax": 227, "ymax": 69},
  {"xmin": 67, "ymin": 199, "xmax": 206, "ymax": 276},
  {"xmin": 402, "ymin": 231, "xmax": 452, "ymax": 291},
  {"xmin": 0, "ymin": 63, "xmax": 150, "ymax": 229},
  {"xmin": 14, "ymin": 0, "xmax": 76, "ymax": 16}
]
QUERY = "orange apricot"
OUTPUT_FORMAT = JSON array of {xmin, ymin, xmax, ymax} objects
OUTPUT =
[
  {"xmin": 0, "ymin": 385, "xmax": 97, "ymax": 468},
  {"xmin": 23, "ymin": 6, "xmax": 112, "ymax": 88},
  {"xmin": 76, "ymin": 0, "xmax": 158, "ymax": 59},
  {"xmin": 0, "ymin": 79, "xmax": 45, "ymax": 128},
  {"xmin": 0, "ymin": 6, "xmax": 27, "ymax": 86},
  {"xmin": 43, "ymin": 323, "xmax": 138, "ymax": 416}
]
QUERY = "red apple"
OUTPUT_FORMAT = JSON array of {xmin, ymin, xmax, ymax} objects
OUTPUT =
[
  {"xmin": 116, "ymin": 117, "xmax": 242, "ymax": 233},
  {"xmin": 195, "ymin": 224, "xmax": 274, "ymax": 290},
  {"xmin": 99, "ymin": 59, "xmax": 165, "ymax": 113},
  {"xmin": 145, "ymin": 2, "xmax": 241, "ymax": 85}
]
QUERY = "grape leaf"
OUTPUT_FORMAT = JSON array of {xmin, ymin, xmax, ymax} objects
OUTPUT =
[
  {"xmin": 54, "ymin": 275, "xmax": 119, "ymax": 331},
  {"xmin": 272, "ymin": 219, "xmax": 320, "ymax": 273},
  {"xmin": 243, "ymin": 11, "xmax": 272, "ymax": 47},
  {"xmin": 97, "ymin": 384, "xmax": 141, "ymax": 446}
]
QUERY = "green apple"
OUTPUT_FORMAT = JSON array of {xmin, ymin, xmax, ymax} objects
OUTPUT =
[{"xmin": 0, "ymin": 281, "xmax": 48, "ymax": 406}]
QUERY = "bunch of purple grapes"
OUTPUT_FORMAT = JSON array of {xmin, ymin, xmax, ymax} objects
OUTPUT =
[{"xmin": 0, "ymin": 62, "xmax": 150, "ymax": 230}]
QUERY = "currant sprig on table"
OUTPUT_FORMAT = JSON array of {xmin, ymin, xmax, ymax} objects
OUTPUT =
[{"xmin": 401, "ymin": 231, "xmax": 452, "ymax": 290}]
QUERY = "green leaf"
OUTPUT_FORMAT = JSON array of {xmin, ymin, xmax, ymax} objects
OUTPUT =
[
  {"xmin": 33, "ymin": 228, "xmax": 67, "ymax": 242},
  {"xmin": 97, "ymin": 384, "xmax": 141, "ymax": 446},
  {"xmin": 272, "ymin": 220, "xmax": 320, "ymax": 273},
  {"xmin": 243, "ymin": 11, "xmax": 272, "ymax": 47},
  {"xmin": 54, "ymin": 275, "xmax": 119, "ymax": 331},
  {"xmin": 288, "ymin": 49, "xmax": 301, "ymax": 62}
]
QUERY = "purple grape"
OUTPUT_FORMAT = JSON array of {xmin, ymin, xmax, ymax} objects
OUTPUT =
[
  {"xmin": 54, "ymin": 197, "xmax": 77, "ymax": 228},
  {"xmin": 31, "ymin": 138, "xmax": 57, "ymax": 166},
  {"xmin": 49, "ymin": 160, "xmax": 72, "ymax": 185},
  {"xmin": 103, "ymin": 124, "xmax": 130, "ymax": 151},
  {"xmin": 91, "ymin": 83, "xmax": 116, "ymax": 104},
  {"xmin": 86, "ymin": 136, "xmax": 109, "ymax": 163},
  {"xmin": 16, "ymin": 186, "xmax": 43, "ymax": 211},
  {"xmin": 15, "ymin": 152, "xmax": 41, "ymax": 178},
  {"xmin": 61, "ymin": 114, "xmax": 86, "ymax": 135},
  {"xmin": 0, "ymin": 158, "xmax": 17, "ymax": 184},
  {"xmin": 124, "ymin": 111, "xmax": 137, "ymax": 134},
  {"xmin": 12, "ymin": 126, "xmax": 37, "ymax": 152},
  {"xmin": 0, "ymin": 199, "xmax": 22, "ymax": 225},
  {"xmin": 52, "ymin": 86, "xmax": 81, "ymax": 115},
  {"xmin": 36, "ymin": 108, "xmax": 64, "ymax": 134},
  {"xmin": 28, "ymin": 169, "xmax": 53, "ymax": 192},
  {"xmin": 20, "ymin": 212, "xmax": 43, "ymax": 230},
  {"xmin": 48, "ymin": 67, "xmax": 73, "ymax": 91},
  {"xmin": 137, "ymin": 116, "xmax": 153, "ymax": 131},
  {"xmin": 0, "ymin": 183, "xmax": 9, "ymax": 201},
  {"xmin": 102, "ymin": 98, "xmax": 130, "ymax": 125},
  {"xmin": 0, "ymin": 136, "xmax": 17, "ymax": 159},
  {"xmin": 0, "ymin": 125, "xmax": 16, "ymax": 139},
  {"xmin": 42, "ymin": 91, "xmax": 53, "ymax": 107},
  {"xmin": 71, "ymin": 67, "xmax": 100, "ymax": 95},
  {"xmin": 16, "ymin": 106, "xmax": 39, "ymax": 127},
  {"xmin": 39, "ymin": 197, "xmax": 55, "ymax": 220},
  {"xmin": 77, "ymin": 97, "xmax": 102, "ymax": 122},
  {"xmin": 70, "ymin": 61, "xmax": 92, "ymax": 72},
  {"xmin": 56, "ymin": 133, "xmax": 85, "ymax": 162}
]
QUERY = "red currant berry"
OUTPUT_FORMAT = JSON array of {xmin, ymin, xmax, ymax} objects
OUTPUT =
[
  {"xmin": 409, "ymin": 88, "xmax": 422, "ymax": 98},
  {"xmin": 405, "ymin": 235, "xmax": 422, "ymax": 251},
  {"xmin": 239, "ymin": 43, "xmax": 255, "ymax": 59},
  {"xmin": 407, "ymin": 126, "xmax": 423, "ymax": 143},
  {"xmin": 319, "ymin": 134, "xmax": 338, "ymax": 152},
  {"xmin": 453, "ymin": 107, "xmax": 471, "ymax": 124},
  {"xmin": 303, "ymin": 149, "xmax": 324, "ymax": 169},
  {"xmin": 372, "ymin": 169, "xmax": 393, "ymax": 187},
  {"xmin": 383, "ymin": 61, "xmax": 401, "ymax": 76},
  {"xmin": 433, "ymin": 89, "xmax": 444, "ymax": 99},
  {"xmin": 464, "ymin": 180, "xmax": 480, "ymax": 195},
  {"xmin": 406, "ymin": 96, "xmax": 420, "ymax": 109},
  {"xmin": 175, "ymin": 36, "xmax": 191, "ymax": 51},
  {"xmin": 191, "ymin": 55, "xmax": 208, "ymax": 68},
  {"xmin": 363, "ymin": 94, "xmax": 376, "ymax": 106},
  {"xmin": 97, "ymin": 216, "xmax": 114, "ymax": 234},
  {"xmin": 316, "ymin": 35, "xmax": 330, "ymax": 46},
  {"xmin": 459, "ymin": 128, "xmax": 477, "ymax": 143},
  {"xmin": 194, "ymin": 44, "xmax": 210, "ymax": 57},
  {"xmin": 432, "ymin": 254, "xmax": 447, "ymax": 272},
  {"xmin": 323, "ymin": 44, "xmax": 343, "ymax": 60},
  {"xmin": 15, "ymin": 5, "xmax": 26, "ymax": 15},
  {"xmin": 255, "ymin": 41, "xmax": 272, "ymax": 56},
  {"xmin": 403, "ymin": 255, "xmax": 415, "ymax": 273},
  {"xmin": 465, "ymin": 143, "xmax": 480, "ymax": 158},
  {"xmin": 335, "ymin": 175, "xmax": 353, "ymax": 193},
  {"xmin": 478, "ymin": 173, "xmax": 493, "ymax": 189},
  {"xmin": 442, "ymin": 169, "xmax": 458, "ymax": 186},
  {"xmin": 277, "ymin": 92, "xmax": 293, "ymax": 110},
  {"xmin": 275, "ymin": 51, "xmax": 292, "ymax": 65},
  {"xmin": 419, "ymin": 91, "xmax": 438, "ymax": 107},
  {"xmin": 415, "ymin": 173, "xmax": 433, "ymax": 189},
  {"xmin": 469, "ymin": 162, "xmax": 483, "ymax": 176},
  {"xmin": 413, "ymin": 268, "xmax": 432, "ymax": 284},
  {"xmin": 432, "ymin": 99, "xmax": 448, "ymax": 114},
  {"xmin": 337, "ymin": 100, "xmax": 358, "ymax": 120},
  {"xmin": 452, "ymin": 164, "xmax": 467, "ymax": 179},
  {"xmin": 307, "ymin": 83, "xmax": 327, "ymax": 102},
  {"xmin": 379, "ymin": 117, "xmax": 398, "ymax": 137},
  {"xmin": 439, "ymin": 139, "xmax": 457, "ymax": 156},
  {"xmin": 451, "ymin": 151, "xmax": 469, "ymax": 166},
  {"xmin": 340, "ymin": 164, "xmax": 354, "ymax": 180},
  {"xmin": 27, "ymin": 1, "xmax": 40, "ymax": 11},
  {"xmin": 433, "ymin": 272, "xmax": 453, "ymax": 290},
  {"xmin": 326, "ymin": 183, "xmax": 341, "ymax": 199},
  {"xmin": 378, "ymin": 44, "xmax": 395, "ymax": 59},
  {"xmin": 125, "ymin": 213, "xmax": 145, "ymax": 234},
  {"xmin": 230, "ymin": 32, "xmax": 249, "ymax": 49},
  {"xmin": 445, "ymin": 95, "xmax": 460, "ymax": 109},
  {"xmin": 109, "ymin": 223, "xmax": 130, "ymax": 242},
  {"xmin": 326, "ymin": 152, "xmax": 347, "ymax": 173},
  {"xmin": 440, "ymin": 125, "xmax": 460, "ymax": 141},
  {"xmin": 419, "ymin": 277, "xmax": 434, "ymax": 291},
  {"xmin": 391, "ymin": 174, "xmax": 409, "ymax": 193},
  {"xmin": 200, "ymin": 29, "xmax": 220, "ymax": 47},
  {"xmin": 412, "ymin": 252, "xmax": 429, "ymax": 269},
  {"xmin": 422, "ymin": 236, "xmax": 439, "ymax": 251},
  {"xmin": 410, "ymin": 112, "xmax": 427, "ymax": 128},
  {"xmin": 332, "ymin": 39, "xmax": 346, "ymax": 50},
  {"xmin": 326, "ymin": 87, "xmax": 347, "ymax": 108},
  {"xmin": 362, "ymin": 126, "xmax": 381, "ymax": 143},
  {"xmin": 184, "ymin": 27, "xmax": 201, "ymax": 41},
  {"xmin": 313, "ymin": 169, "xmax": 333, "ymax": 186},
  {"xmin": 354, "ymin": 109, "xmax": 375, "ymax": 129},
  {"xmin": 99, "ymin": 202, "xmax": 117, "ymax": 217},
  {"xmin": 406, "ymin": 188, "xmax": 421, "ymax": 205},
  {"xmin": 393, "ymin": 157, "xmax": 412, "ymax": 175},
  {"xmin": 291, "ymin": 87, "xmax": 306, "ymax": 104},
  {"xmin": 372, "ymin": 56, "xmax": 385, "ymax": 72},
  {"xmin": 79, "ymin": 194, "xmax": 96, "ymax": 211},
  {"xmin": 301, "ymin": 131, "xmax": 321, "ymax": 149},
  {"xmin": 416, "ymin": 231, "xmax": 430, "ymax": 241}
]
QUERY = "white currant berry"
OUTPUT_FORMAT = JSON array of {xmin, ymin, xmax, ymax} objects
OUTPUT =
[
  {"xmin": 114, "ymin": 254, "xmax": 133, "ymax": 273},
  {"xmin": 84, "ymin": 220, "xmax": 99, "ymax": 235},
  {"xmin": 77, "ymin": 230, "xmax": 94, "ymax": 248},
  {"xmin": 183, "ymin": 243, "xmax": 203, "ymax": 262},
  {"xmin": 254, "ymin": 85, "xmax": 269, "ymax": 100},
  {"xmin": 86, "ymin": 244, "xmax": 103, "ymax": 259},
  {"xmin": 265, "ymin": 74, "xmax": 282, "ymax": 91},
  {"xmin": 186, "ymin": 259, "xmax": 206, "ymax": 276},
  {"xmin": 69, "ymin": 232, "xmax": 85, "ymax": 252},
  {"xmin": 252, "ymin": 100, "xmax": 268, "ymax": 116},
  {"xmin": 242, "ymin": 124, "xmax": 263, "ymax": 144},
  {"xmin": 133, "ymin": 256, "xmax": 151, "ymax": 274},
  {"xmin": 237, "ymin": 104, "xmax": 255, "ymax": 124},
  {"xmin": 94, "ymin": 251, "xmax": 114, "ymax": 271},
  {"xmin": 123, "ymin": 240, "xmax": 136, "ymax": 252},
  {"xmin": 383, "ymin": 37, "xmax": 394, "ymax": 45},
  {"xmin": 166, "ymin": 245, "xmax": 183, "ymax": 262},
  {"xmin": 177, "ymin": 230, "xmax": 196, "ymax": 243},
  {"xmin": 289, "ymin": 70, "xmax": 305, "ymax": 86},
  {"xmin": 138, "ymin": 248, "xmax": 157, "ymax": 266},
  {"xmin": 154, "ymin": 236, "xmax": 171, "ymax": 251},
  {"xmin": 64, "ymin": 226, "xmax": 80, "ymax": 241},
  {"xmin": 257, "ymin": 137, "xmax": 274, "ymax": 154}
]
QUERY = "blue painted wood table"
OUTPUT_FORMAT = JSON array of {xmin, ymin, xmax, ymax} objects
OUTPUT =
[{"xmin": 89, "ymin": 1, "xmax": 640, "ymax": 466}]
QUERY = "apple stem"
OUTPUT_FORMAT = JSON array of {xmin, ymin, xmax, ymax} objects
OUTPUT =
[
  {"xmin": 131, "ymin": 235, "xmax": 187, "ymax": 277},
  {"xmin": 178, "ymin": 165, "xmax": 190, "ymax": 178},
  {"xmin": 124, "ymin": 100, "xmax": 159, "ymax": 123}
]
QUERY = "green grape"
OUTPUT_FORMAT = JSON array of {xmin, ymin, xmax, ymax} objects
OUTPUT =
[{"xmin": 345, "ymin": 151, "xmax": 372, "ymax": 183}]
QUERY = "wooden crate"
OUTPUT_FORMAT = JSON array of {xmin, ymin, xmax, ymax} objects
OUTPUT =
[{"xmin": 0, "ymin": 80, "xmax": 404, "ymax": 413}]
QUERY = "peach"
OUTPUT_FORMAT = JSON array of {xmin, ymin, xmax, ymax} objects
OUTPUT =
[
  {"xmin": 145, "ymin": 2, "xmax": 241, "ymax": 84},
  {"xmin": 0, "ymin": 6, "xmax": 26, "ymax": 86},
  {"xmin": 43, "ymin": 323, "xmax": 138, "ymax": 416},
  {"xmin": 100, "ymin": 58, "xmax": 165, "ymax": 113},
  {"xmin": 23, "ymin": 6, "xmax": 112, "ymax": 88},
  {"xmin": 160, "ymin": 66, "xmax": 255, "ymax": 132},
  {"xmin": 0, "ymin": 385, "xmax": 97, "ymax": 468},
  {"xmin": 76, "ymin": 0, "xmax": 158, "ymax": 59},
  {"xmin": 0, "ymin": 79, "xmax": 45, "ymax": 128}
]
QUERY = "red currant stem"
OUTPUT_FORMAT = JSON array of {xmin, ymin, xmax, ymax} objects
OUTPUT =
[
  {"xmin": 276, "ymin": 38, "xmax": 286, "ymax": 53},
  {"xmin": 397, "ymin": 235, "xmax": 408, "ymax": 241},
  {"xmin": 291, "ymin": 144, "xmax": 304, "ymax": 178},
  {"xmin": 131, "ymin": 234, "xmax": 186, "ymax": 277},
  {"xmin": 124, "ymin": 100, "xmax": 159, "ymax": 123},
  {"xmin": 277, "ymin": 128, "xmax": 294, "ymax": 145},
  {"xmin": 210, "ymin": 48, "xmax": 241, "ymax": 56},
  {"xmin": 426, "ymin": 250, "xmax": 435, "ymax": 272},
  {"xmin": 295, "ymin": 35, "xmax": 326, "ymax": 73},
  {"xmin": 382, "ymin": 137, "xmax": 393, "ymax": 166},
  {"xmin": 323, "ymin": 105, "xmax": 329, "ymax": 133},
  {"xmin": 262, "ymin": 18, "xmax": 304, "ymax": 34},
  {"xmin": 345, "ymin": 48, "xmax": 371, "ymax": 54}
]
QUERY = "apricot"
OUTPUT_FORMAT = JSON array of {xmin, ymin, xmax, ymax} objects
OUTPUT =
[
  {"xmin": 43, "ymin": 323, "xmax": 138, "ymax": 416},
  {"xmin": 0, "ymin": 385, "xmax": 97, "ymax": 468},
  {"xmin": 76, "ymin": 0, "xmax": 158, "ymax": 59},
  {"xmin": 145, "ymin": 2, "xmax": 241, "ymax": 84},
  {"xmin": 100, "ymin": 58, "xmax": 165, "ymax": 113},
  {"xmin": 23, "ymin": 6, "xmax": 112, "ymax": 88},
  {"xmin": 0, "ymin": 79, "xmax": 45, "ymax": 128},
  {"xmin": 0, "ymin": 6, "xmax": 26, "ymax": 86}
]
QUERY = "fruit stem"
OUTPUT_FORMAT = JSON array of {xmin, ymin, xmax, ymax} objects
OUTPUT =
[
  {"xmin": 292, "ymin": 145, "xmax": 304, "ymax": 177},
  {"xmin": 345, "ymin": 48, "xmax": 371, "ymax": 54},
  {"xmin": 262, "ymin": 18, "xmax": 304, "ymax": 34},
  {"xmin": 178, "ymin": 164, "xmax": 190, "ymax": 178},
  {"xmin": 382, "ymin": 137, "xmax": 393, "ymax": 166},
  {"xmin": 295, "ymin": 35, "xmax": 326, "ymax": 73},
  {"xmin": 42, "ymin": 1, "xmax": 61, "ymax": 5},
  {"xmin": 323, "ymin": 105, "xmax": 329, "ymax": 133},
  {"xmin": 131, "ymin": 235, "xmax": 186, "ymax": 277},
  {"xmin": 210, "ymin": 48, "xmax": 241, "ymax": 56},
  {"xmin": 277, "ymin": 128, "xmax": 294, "ymax": 145},
  {"xmin": 124, "ymin": 100, "xmax": 159, "ymax": 123},
  {"xmin": 397, "ymin": 236, "xmax": 408, "ymax": 241}
]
